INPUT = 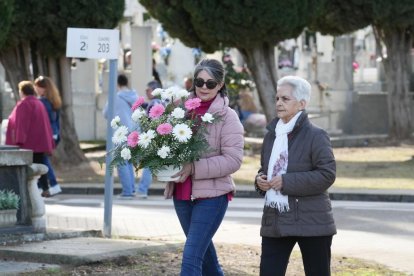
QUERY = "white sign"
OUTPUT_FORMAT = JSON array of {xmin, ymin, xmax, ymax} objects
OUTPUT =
[{"xmin": 66, "ymin": 28, "xmax": 119, "ymax": 59}]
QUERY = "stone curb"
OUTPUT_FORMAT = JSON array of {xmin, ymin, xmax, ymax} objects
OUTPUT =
[{"xmin": 59, "ymin": 186, "xmax": 414, "ymax": 203}]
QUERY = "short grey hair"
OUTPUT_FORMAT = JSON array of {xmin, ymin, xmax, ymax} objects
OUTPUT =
[{"xmin": 277, "ymin": 76, "xmax": 311, "ymax": 103}]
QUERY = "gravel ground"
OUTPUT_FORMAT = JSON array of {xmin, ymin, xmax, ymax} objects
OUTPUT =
[{"xmin": 22, "ymin": 242, "xmax": 408, "ymax": 275}]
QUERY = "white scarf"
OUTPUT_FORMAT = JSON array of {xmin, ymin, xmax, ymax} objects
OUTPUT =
[{"xmin": 265, "ymin": 111, "xmax": 302, "ymax": 212}]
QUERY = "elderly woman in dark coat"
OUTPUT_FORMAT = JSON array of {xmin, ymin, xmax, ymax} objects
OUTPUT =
[{"xmin": 255, "ymin": 76, "xmax": 336, "ymax": 276}]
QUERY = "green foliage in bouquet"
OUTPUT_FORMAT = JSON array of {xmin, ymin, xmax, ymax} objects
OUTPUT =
[{"xmin": 110, "ymin": 87, "xmax": 220, "ymax": 173}]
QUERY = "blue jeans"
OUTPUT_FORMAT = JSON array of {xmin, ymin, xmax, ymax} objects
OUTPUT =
[
  {"xmin": 173, "ymin": 195, "xmax": 228, "ymax": 276},
  {"xmin": 43, "ymin": 155, "xmax": 58, "ymax": 187},
  {"xmin": 117, "ymin": 162, "xmax": 135, "ymax": 196},
  {"xmin": 136, "ymin": 167, "xmax": 152, "ymax": 195}
]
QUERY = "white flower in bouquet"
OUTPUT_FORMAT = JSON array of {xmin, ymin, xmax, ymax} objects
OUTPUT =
[
  {"xmin": 132, "ymin": 109, "xmax": 146, "ymax": 123},
  {"xmin": 173, "ymin": 123, "xmax": 192, "ymax": 142},
  {"xmin": 112, "ymin": 126, "xmax": 128, "ymax": 145},
  {"xmin": 120, "ymin": 147, "xmax": 131, "ymax": 160},
  {"xmin": 138, "ymin": 129, "xmax": 156, "ymax": 148},
  {"xmin": 111, "ymin": 116, "xmax": 121, "ymax": 129},
  {"xmin": 171, "ymin": 107, "xmax": 185, "ymax": 119},
  {"xmin": 157, "ymin": 145, "xmax": 171, "ymax": 159},
  {"xmin": 161, "ymin": 87, "xmax": 176, "ymax": 102},
  {"xmin": 175, "ymin": 88, "xmax": 190, "ymax": 99},
  {"xmin": 201, "ymin": 113, "xmax": 214, "ymax": 123},
  {"xmin": 151, "ymin": 88, "xmax": 163, "ymax": 97}
]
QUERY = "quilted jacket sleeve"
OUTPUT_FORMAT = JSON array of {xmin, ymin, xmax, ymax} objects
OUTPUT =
[{"xmin": 193, "ymin": 108, "xmax": 244, "ymax": 179}]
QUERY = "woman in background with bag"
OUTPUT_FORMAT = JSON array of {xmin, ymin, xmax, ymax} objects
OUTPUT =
[{"xmin": 34, "ymin": 76, "xmax": 62, "ymax": 196}]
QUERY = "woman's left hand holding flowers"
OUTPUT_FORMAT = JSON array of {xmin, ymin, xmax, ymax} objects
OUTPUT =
[{"xmin": 173, "ymin": 163, "xmax": 193, "ymax": 183}]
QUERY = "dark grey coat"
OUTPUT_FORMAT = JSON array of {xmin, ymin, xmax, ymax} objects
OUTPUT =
[{"xmin": 255, "ymin": 111, "xmax": 337, "ymax": 237}]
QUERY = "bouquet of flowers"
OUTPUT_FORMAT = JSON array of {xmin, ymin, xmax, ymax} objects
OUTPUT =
[{"xmin": 110, "ymin": 87, "xmax": 219, "ymax": 175}]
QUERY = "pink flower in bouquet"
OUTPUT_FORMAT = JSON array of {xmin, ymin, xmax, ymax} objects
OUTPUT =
[
  {"xmin": 131, "ymin": 96, "xmax": 145, "ymax": 111},
  {"xmin": 185, "ymin": 98, "xmax": 201, "ymax": 110},
  {"xmin": 156, "ymin": 123, "xmax": 173, "ymax": 135},
  {"xmin": 149, "ymin": 104, "xmax": 165, "ymax": 119},
  {"xmin": 127, "ymin": 131, "xmax": 140, "ymax": 147}
]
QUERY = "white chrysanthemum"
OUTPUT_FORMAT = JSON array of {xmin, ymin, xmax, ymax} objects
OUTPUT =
[
  {"xmin": 157, "ymin": 145, "xmax": 171, "ymax": 159},
  {"xmin": 171, "ymin": 107, "xmax": 185, "ymax": 119},
  {"xmin": 173, "ymin": 123, "xmax": 192, "ymax": 142},
  {"xmin": 151, "ymin": 88, "xmax": 163, "ymax": 97},
  {"xmin": 112, "ymin": 126, "xmax": 128, "ymax": 145},
  {"xmin": 111, "ymin": 116, "xmax": 121, "ymax": 129},
  {"xmin": 201, "ymin": 113, "xmax": 214, "ymax": 123},
  {"xmin": 138, "ymin": 129, "xmax": 156, "ymax": 148},
  {"xmin": 132, "ymin": 108, "xmax": 146, "ymax": 122},
  {"xmin": 161, "ymin": 87, "xmax": 176, "ymax": 102},
  {"xmin": 120, "ymin": 147, "xmax": 131, "ymax": 160},
  {"xmin": 175, "ymin": 89, "xmax": 190, "ymax": 99}
]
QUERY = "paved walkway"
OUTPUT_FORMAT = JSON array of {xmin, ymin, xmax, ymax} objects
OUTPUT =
[{"xmin": 0, "ymin": 194, "xmax": 414, "ymax": 275}]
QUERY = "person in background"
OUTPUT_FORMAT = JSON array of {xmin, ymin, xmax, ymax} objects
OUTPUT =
[
  {"xmin": 255, "ymin": 76, "xmax": 336, "ymax": 276},
  {"xmin": 129, "ymin": 80, "xmax": 164, "ymax": 199},
  {"xmin": 152, "ymin": 58, "xmax": 162, "ymax": 87},
  {"xmin": 145, "ymin": 80, "xmax": 163, "ymax": 113},
  {"xmin": 6, "ymin": 81, "xmax": 54, "ymax": 197},
  {"xmin": 166, "ymin": 59, "xmax": 244, "ymax": 275},
  {"xmin": 34, "ymin": 76, "xmax": 62, "ymax": 196},
  {"xmin": 183, "ymin": 76, "xmax": 193, "ymax": 91},
  {"xmin": 103, "ymin": 74, "xmax": 138, "ymax": 199}
]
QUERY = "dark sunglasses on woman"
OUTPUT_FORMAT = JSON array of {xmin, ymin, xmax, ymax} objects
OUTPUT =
[{"xmin": 194, "ymin": 78, "xmax": 218, "ymax": 89}]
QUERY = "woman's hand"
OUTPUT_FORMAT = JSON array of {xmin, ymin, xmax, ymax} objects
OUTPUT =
[
  {"xmin": 172, "ymin": 163, "xmax": 193, "ymax": 183},
  {"xmin": 164, "ymin": 182, "xmax": 175, "ymax": 199},
  {"xmin": 268, "ymin": 175, "xmax": 283, "ymax": 191},
  {"xmin": 256, "ymin": 174, "xmax": 271, "ymax": 191},
  {"xmin": 256, "ymin": 174, "xmax": 283, "ymax": 191}
]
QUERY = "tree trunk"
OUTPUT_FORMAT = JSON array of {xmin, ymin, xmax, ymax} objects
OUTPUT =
[
  {"xmin": 380, "ymin": 27, "xmax": 413, "ymax": 140},
  {"xmin": 239, "ymin": 43, "xmax": 278, "ymax": 122},
  {"xmin": 0, "ymin": 43, "xmax": 32, "ymax": 101},
  {"xmin": 53, "ymin": 56, "xmax": 86, "ymax": 164}
]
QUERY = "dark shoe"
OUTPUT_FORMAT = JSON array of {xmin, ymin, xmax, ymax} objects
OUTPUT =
[{"xmin": 41, "ymin": 190, "xmax": 51, "ymax": 198}]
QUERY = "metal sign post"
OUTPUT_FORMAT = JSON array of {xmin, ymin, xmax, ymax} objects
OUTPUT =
[
  {"xmin": 66, "ymin": 27, "xmax": 119, "ymax": 238},
  {"xmin": 102, "ymin": 59, "xmax": 117, "ymax": 237}
]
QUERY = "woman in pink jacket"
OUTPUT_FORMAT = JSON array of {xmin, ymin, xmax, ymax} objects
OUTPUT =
[
  {"xmin": 169, "ymin": 59, "xmax": 244, "ymax": 275},
  {"xmin": 6, "ymin": 81, "xmax": 54, "ymax": 197}
]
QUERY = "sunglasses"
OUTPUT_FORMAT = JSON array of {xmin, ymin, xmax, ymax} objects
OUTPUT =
[{"xmin": 194, "ymin": 78, "xmax": 218, "ymax": 89}]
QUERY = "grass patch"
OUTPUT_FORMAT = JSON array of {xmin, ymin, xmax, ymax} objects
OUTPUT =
[
  {"xmin": 233, "ymin": 145, "xmax": 414, "ymax": 190},
  {"xmin": 57, "ymin": 145, "xmax": 414, "ymax": 190}
]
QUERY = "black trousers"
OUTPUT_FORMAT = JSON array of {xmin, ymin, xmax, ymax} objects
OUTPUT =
[
  {"xmin": 33, "ymin": 152, "xmax": 49, "ymax": 191},
  {"xmin": 260, "ymin": 235, "xmax": 333, "ymax": 276}
]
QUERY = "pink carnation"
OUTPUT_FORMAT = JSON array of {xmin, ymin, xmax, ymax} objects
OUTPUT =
[
  {"xmin": 131, "ymin": 96, "xmax": 145, "ymax": 111},
  {"xmin": 127, "ymin": 131, "xmax": 139, "ymax": 147},
  {"xmin": 156, "ymin": 123, "xmax": 173, "ymax": 135},
  {"xmin": 184, "ymin": 98, "xmax": 201, "ymax": 110},
  {"xmin": 149, "ymin": 104, "xmax": 165, "ymax": 119}
]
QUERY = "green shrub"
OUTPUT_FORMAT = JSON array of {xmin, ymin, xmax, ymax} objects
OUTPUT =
[{"xmin": 0, "ymin": 190, "xmax": 20, "ymax": 210}]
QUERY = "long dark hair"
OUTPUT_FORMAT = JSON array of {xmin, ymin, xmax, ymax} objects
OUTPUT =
[{"xmin": 191, "ymin": 58, "xmax": 227, "ymax": 97}]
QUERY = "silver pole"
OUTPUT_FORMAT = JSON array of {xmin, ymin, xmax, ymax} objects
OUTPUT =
[{"xmin": 103, "ymin": 59, "xmax": 117, "ymax": 238}]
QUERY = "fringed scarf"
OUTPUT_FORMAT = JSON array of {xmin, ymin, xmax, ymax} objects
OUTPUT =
[{"xmin": 265, "ymin": 111, "xmax": 302, "ymax": 212}]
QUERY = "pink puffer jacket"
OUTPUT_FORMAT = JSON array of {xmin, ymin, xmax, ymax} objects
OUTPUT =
[{"xmin": 191, "ymin": 95, "xmax": 244, "ymax": 199}]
